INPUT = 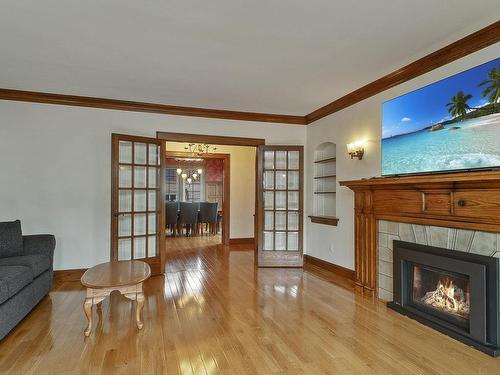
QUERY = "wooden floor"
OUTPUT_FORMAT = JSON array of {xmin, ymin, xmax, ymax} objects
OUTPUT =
[{"xmin": 1, "ymin": 238, "xmax": 499, "ymax": 374}]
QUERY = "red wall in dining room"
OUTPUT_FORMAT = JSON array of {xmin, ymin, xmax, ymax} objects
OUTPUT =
[{"xmin": 205, "ymin": 159, "xmax": 223, "ymax": 182}]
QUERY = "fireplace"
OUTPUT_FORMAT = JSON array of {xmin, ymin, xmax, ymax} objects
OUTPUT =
[{"xmin": 388, "ymin": 240, "xmax": 500, "ymax": 356}]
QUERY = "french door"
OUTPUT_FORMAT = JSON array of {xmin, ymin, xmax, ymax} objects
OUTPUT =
[
  {"xmin": 256, "ymin": 145, "xmax": 304, "ymax": 267},
  {"xmin": 111, "ymin": 134, "xmax": 165, "ymax": 275}
]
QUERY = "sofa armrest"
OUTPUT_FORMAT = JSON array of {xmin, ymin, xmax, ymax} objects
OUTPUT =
[{"xmin": 22, "ymin": 235, "xmax": 56, "ymax": 264}]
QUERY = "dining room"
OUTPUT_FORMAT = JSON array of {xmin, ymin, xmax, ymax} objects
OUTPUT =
[{"xmin": 164, "ymin": 141, "xmax": 257, "ymax": 254}]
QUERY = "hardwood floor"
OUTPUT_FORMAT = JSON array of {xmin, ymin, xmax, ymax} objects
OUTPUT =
[{"xmin": 0, "ymin": 238, "xmax": 499, "ymax": 374}]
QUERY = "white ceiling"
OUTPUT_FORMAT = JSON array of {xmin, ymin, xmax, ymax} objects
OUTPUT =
[{"xmin": 0, "ymin": 1, "xmax": 498, "ymax": 115}]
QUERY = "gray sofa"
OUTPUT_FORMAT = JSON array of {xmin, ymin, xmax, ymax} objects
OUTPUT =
[{"xmin": 0, "ymin": 220, "xmax": 55, "ymax": 340}]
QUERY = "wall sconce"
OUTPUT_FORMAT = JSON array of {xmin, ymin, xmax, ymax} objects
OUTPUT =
[
  {"xmin": 176, "ymin": 168, "xmax": 183, "ymax": 175},
  {"xmin": 197, "ymin": 168, "xmax": 203, "ymax": 175},
  {"xmin": 347, "ymin": 141, "xmax": 365, "ymax": 160},
  {"xmin": 181, "ymin": 173, "xmax": 187, "ymax": 179}
]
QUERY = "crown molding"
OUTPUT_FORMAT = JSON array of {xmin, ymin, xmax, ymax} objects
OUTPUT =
[
  {"xmin": 0, "ymin": 22, "xmax": 498, "ymax": 126},
  {"xmin": 306, "ymin": 20, "xmax": 500, "ymax": 124},
  {"xmin": 0, "ymin": 88, "xmax": 307, "ymax": 125}
]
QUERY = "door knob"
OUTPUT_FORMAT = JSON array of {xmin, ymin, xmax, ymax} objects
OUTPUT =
[{"xmin": 457, "ymin": 200, "xmax": 466, "ymax": 207}]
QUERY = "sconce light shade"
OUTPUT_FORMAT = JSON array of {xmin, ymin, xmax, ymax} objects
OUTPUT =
[
  {"xmin": 347, "ymin": 141, "xmax": 365, "ymax": 160},
  {"xmin": 192, "ymin": 173, "xmax": 198, "ymax": 180},
  {"xmin": 181, "ymin": 173, "xmax": 187, "ymax": 179},
  {"xmin": 186, "ymin": 177, "xmax": 192, "ymax": 184},
  {"xmin": 197, "ymin": 168, "xmax": 203, "ymax": 174},
  {"xmin": 176, "ymin": 168, "xmax": 182, "ymax": 175}
]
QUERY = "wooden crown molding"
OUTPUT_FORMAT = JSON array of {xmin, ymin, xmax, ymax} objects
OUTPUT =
[
  {"xmin": 0, "ymin": 88, "xmax": 306, "ymax": 125},
  {"xmin": 0, "ymin": 22, "xmax": 497, "ymax": 126},
  {"xmin": 306, "ymin": 21, "xmax": 500, "ymax": 123}
]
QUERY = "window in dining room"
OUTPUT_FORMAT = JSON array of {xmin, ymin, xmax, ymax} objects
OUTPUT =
[
  {"xmin": 165, "ymin": 167, "xmax": 179, "ymax": 201},
  {"xmin": 184, "ymin": 175, "xmax": 202, "ymax": 201}
]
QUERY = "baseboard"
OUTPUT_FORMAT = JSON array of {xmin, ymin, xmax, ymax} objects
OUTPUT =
[
  {"xmin": 54, "ymin": 268, "xmax": 87, "ymax": 283},
  {"xmin": 229, "ymin": 237, "xmax": 255, "ymax": 245},
  {"xmin": 303, "ymin": 254, "xmax": 355, "ymax": 281}
]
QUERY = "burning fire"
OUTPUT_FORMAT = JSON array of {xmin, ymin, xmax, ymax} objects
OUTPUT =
[{"xmin": 421, "ymin": 277, "xmax": 470, "ymax": 318}]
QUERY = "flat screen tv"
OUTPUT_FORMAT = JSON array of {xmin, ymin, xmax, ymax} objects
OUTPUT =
[{"xmin": 381, "ymin": 57, "xmax": 500, "ymax": 176}]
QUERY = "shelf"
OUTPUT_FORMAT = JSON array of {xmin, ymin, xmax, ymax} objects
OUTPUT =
[
  {"xmin": 314, "ymin": 191, "xmax": 336, "ymax": 194},
  {"xmin": 313, "ymin": 175, "xmax": 336, "ymax": 179},
  {"xmin": 314, "ymin": 157, "xmax": 336, "ymax": 164},
  {"xmin": 308, "ymin": 215, "xmax": 339, "ymax": 226}
]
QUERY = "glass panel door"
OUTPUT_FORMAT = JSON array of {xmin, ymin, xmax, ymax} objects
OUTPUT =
[
  {"xmin": 256, "ymin": 145, "xmax": 303, "ymax": 267},
  {"xmin": 111, "ymin": 134, "xmax": 164, "ymax": 275}
]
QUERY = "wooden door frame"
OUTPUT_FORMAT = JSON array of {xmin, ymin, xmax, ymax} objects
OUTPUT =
[
  {"xmin": 165, "ymin": 150, "xmax": 231, "ymax": 245},
  {"xmin": 157, "ymin": 132, "xmax": 265, "ymax": 147},
  {"xmin": 157, "ymin": 131, "xmax": 265, "ymax": 260}
]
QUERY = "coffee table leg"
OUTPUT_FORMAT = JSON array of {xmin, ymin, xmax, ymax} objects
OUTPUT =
[
  {"xmin": 83, "ymin": 297, "xmax": 93, "ymax": 337},
  {"xmin": 136, "ymin": 292, "xmax": 145, "ymax": 329}
]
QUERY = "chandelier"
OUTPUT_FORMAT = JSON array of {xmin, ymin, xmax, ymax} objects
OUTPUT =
[
  {"xmin": 176, "ymin": 167, "xmax": 203, "ymax": 184},
  {"xmin": 184, "ymin": 143, "xmax": 217, "ymax": 156}
]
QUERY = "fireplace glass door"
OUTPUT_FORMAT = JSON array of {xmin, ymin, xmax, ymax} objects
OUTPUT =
[{"xmin": 410, "ymin": 264, "xmax": 471, "ymax": 329}]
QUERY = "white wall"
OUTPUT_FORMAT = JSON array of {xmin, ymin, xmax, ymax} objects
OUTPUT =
[
  {"xmin": 165, "ymin": 142, "xmax": 256, "ymax": 239},
  {"xmin": 305, "ymin": 43, "xmax": 500, "ymax": 270},
  {"xmin": 0, "ymin": 103, "xmax": 306, "ymax": 270}
]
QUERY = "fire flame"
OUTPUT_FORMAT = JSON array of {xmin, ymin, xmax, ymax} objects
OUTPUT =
[{"xmin": 421, "ymin": 277, "xmax": 469, "ymax": 318}]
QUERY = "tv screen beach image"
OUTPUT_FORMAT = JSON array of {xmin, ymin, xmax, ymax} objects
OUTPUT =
[{"xmin": 381, "ymin": 58, "xmax": 500, "ymax": 176}]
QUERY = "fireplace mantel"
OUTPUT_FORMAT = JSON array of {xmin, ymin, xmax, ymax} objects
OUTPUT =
[{"xmin": 339, "ymin": 171, "xmax": 500, "ymax": 296}]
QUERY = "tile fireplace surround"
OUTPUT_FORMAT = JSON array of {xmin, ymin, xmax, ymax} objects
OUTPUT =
[{"xmin": 378, "ymin": 221, "xmax": 500, "ymax": 301}]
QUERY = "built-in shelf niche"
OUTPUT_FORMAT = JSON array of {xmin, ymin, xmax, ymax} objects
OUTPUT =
[{"xmin": 311, "ymin": 142, "xmax": 338, "ymax": 226}]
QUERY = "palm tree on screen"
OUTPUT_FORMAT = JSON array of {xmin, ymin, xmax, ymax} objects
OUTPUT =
[
  {"xmin": 446, "ymin": 91, "xmax": 473, "ymax": 119},
  {"xmin": 479, "ymin": 66, "xmax": 500, "ymax": 110}
]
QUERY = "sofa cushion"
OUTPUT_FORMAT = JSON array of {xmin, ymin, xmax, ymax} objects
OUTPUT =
[
  {"xmin": 0, "ymin": 220, "xmax": 23, "ymax": 258},
  {"xmin": 0, "ymin": 254, "xmax": 51, "ymax": 278},
  {"xmin": 0, "ymin": 265, "xmax": 32, "ymax": 304}
]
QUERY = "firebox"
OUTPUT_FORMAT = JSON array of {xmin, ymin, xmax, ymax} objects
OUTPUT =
[{"xmin": 388, "ymin": 240, "xmax": 500, "ymax": 356}]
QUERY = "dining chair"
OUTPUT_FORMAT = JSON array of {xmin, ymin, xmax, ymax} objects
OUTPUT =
[
  {"xmin": 179, "ymin": 202, "xmax": 199, "ymax": 236},
  {"xmin": 166, "ymin": 201, "xmax": 179, "ymax": 236},
  {"xmin": 198, "ymin": 202, "xmax": 218, "ymax": 235}
]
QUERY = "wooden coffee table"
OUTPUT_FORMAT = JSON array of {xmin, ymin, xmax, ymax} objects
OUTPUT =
[{"xmin": 80, "ymin": 260, "xmax": 151, "ymax": 337}]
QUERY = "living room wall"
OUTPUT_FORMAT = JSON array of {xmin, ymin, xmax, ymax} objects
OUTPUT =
[
  {"xmin": 305, "ymin": 42, "xmax": 500, "ymax": 270},
  {"xmin": 0, "ymin": 104, "xmax": 306, "ymax": 270}
]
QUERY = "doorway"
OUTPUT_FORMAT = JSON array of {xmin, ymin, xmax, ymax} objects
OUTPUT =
[
  {"xmin": 111, "ymin": 131, "xmax": 304, "ymax": 275},
  {"xmin": 164, "ymin": 149, "xmax": 230, "ymax": 247}
]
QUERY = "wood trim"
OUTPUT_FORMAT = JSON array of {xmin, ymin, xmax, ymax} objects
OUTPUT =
[
  {"xmin": 0, "ymin": 88, "xmax": 306, "ymax": 125},
  {"xmin": 223, "ymin": 155, "xmax": 231, "ymax": 246},
  {"xmin": 1, "ymin": 23, "xmax": 497, "ymax": 127},
  {"xmin": 158, "ymin": 132, "xmax": 265, "ymax": 147},
  {"xmin": 303, "ymin": 255, "xmax": 355, "ymax": 281},
  {"xmin": 159, "ymin": 141, "xmax": 167, "ymax": 273},
  {"xmin": 3, "ymin": 24, "xmax": 497, "ymax": 128},
  {"xmin": 165, "ymin": 151, "xmax": 230, "ymax": 160},
  {"xmin": 308, "ymin": 215, "xmax": 339, "ymax": 226},
  {"xmin": 229, "ymin": 237, "xmax": 255, "ymax": 245},
  {"xmin": 54, "ymin": 268, "xmax": 87, "ymax": 283},
  {"xmin": 306, "ymin": 21, "xmax": 500, "ymax": 123},
  {"xmin": 339, "ymin": 171, "xmax": 500, "ymax": 188}
]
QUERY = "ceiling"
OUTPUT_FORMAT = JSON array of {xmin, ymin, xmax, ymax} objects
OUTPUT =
[{"xmin": 0, "ymin": 1, "xmax": 498, "ymax": 115}]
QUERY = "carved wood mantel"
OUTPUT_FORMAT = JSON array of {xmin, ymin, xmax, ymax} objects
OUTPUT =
[{"xmin": 339, "ymin": 171, "xmax": 500, "ymax": 297}]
